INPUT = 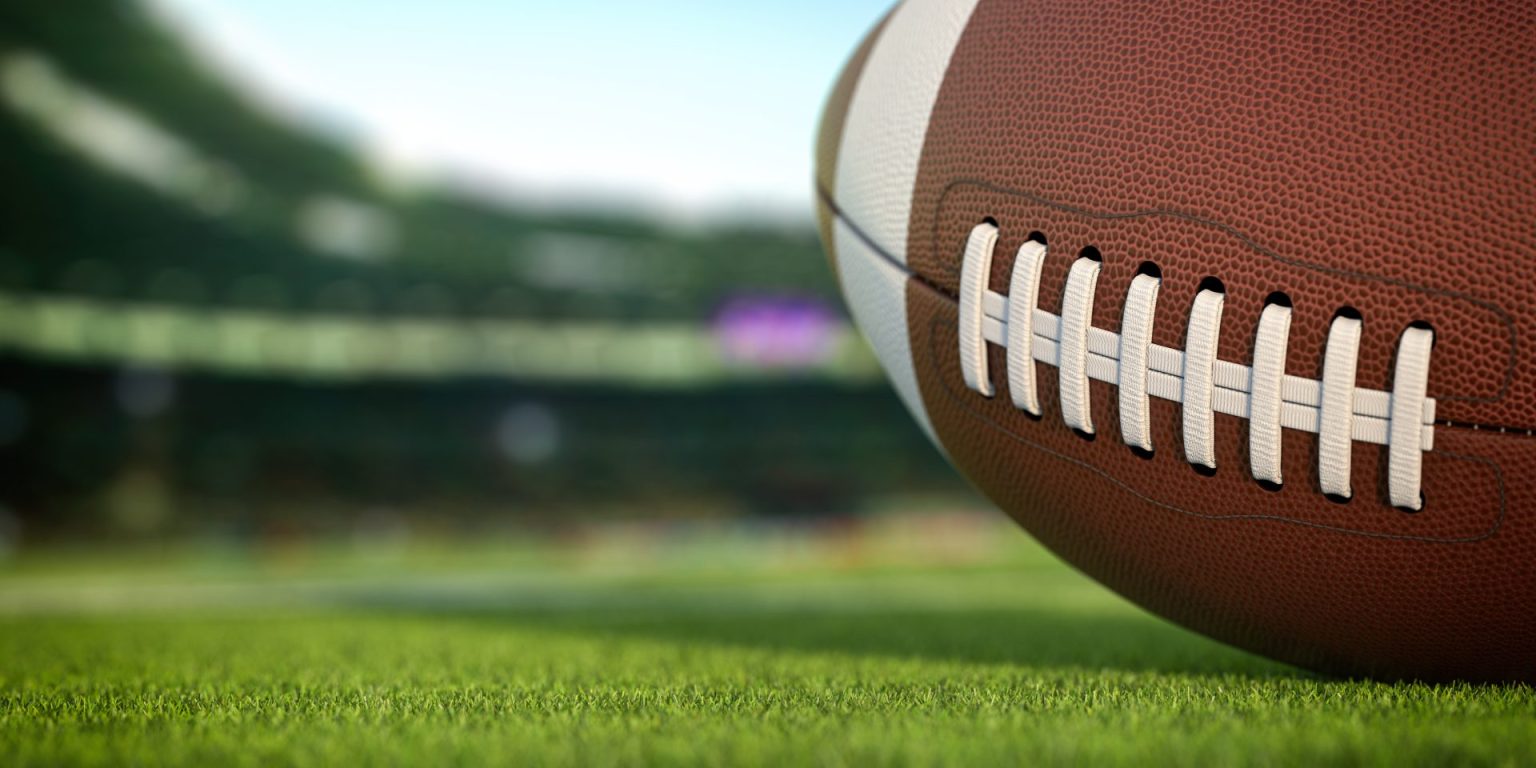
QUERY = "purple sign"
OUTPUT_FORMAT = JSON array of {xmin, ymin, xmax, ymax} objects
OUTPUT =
[{"xmin": 712, "ymin": 296, "xmax": 838, "ymax": 369}]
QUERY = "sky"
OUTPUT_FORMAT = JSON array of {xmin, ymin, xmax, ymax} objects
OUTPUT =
[{"xmin": 153, "ymin": 0, "xmax": 892, "ymax": 221}]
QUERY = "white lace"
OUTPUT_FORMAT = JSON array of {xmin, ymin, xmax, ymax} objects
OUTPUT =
[{"xmin": 958, "ymin": 222, "xmax": 1436, "ymax": 510}]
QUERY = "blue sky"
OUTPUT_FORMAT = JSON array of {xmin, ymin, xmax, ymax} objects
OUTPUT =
[{"xmin": 154, "ymin": 0, "xmax": 892, "ymax": 220}]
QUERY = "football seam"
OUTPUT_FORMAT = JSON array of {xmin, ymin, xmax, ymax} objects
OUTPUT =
[
  {"xmin": 953, "ymin": 221, "xmax": 1436, "ymax": 507},
  {"xmin": 816, "ymin": 181, "xmax": 1533, "ymax": 437},
  {"xmin": 927, "ymin": 178, "xmax": 1521, "ymax": 409},
  {"xmin": 920, "ymin": 307, "xmax": 1508, "ymax": 544}
]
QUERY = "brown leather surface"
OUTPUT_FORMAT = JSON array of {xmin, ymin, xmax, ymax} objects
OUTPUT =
[
  {"xmin": 907, "ymin": 0, "xmax": 1536, "ymax": 428},
  {"xmin": 897, "ymin": 0, "xmax": 1536, "ymax": 681},
  {"xmin": 908, "ymin": 280, "xmax": 1536, "ymax": 682},
  {"xmin": 814, "ymin": 9, "xmax": 892, "ymax": 271}
]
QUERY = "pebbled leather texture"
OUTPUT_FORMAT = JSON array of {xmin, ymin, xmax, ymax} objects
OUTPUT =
[
  {"xmin": 833, "ymin": 0, "xmax": 982, "ymax": 263},
  {"xmin": 814, "ymin": 9, "xmax": 889, "ymax": 268},
  {"xmin": 907, "ymin": 0, "xmax": 1536, "ymax": 428},
  {"xmin": 820, "ymin": 0, "xmax": 1536, "ymax": 682},
  {"xmin": 907, "ymin": 280, "xmax": 1533, "ymax": 681}
]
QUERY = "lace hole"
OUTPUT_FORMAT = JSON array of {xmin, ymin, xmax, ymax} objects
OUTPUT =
[
  {"xmin": 1255, "ymin": 479, "xmax": 1283, "ymax": 493},
  {"xmin": 1190, "ymin": 463, "xmax": 1217, "ymax": 477},
  {"xmin": 1079, "ymin": 245, "xmax": 1102, "ymax": 263},
  {"xmin": 1263, "ymin": 291, "xmax": 1293, "ymax": 308},
  {"xmin": 1324, "ymin": 492, "xmax": 1352, "ymax": 505},
  {"xmin": 1072, "ymin": 427, "xmax": 1096, "ymax": 442},
  {"xmin": 1129, "ymin": 445, "xmax": 1154, "ymax": 460},
  {"xmin": 1395, "ymin": 492, "xmax": 1426, "ymax": 514},
  {"xmin": 1197, "ymin": 276, "xmax": 1226, "ymax": 294},
  {"xmin": 1135, "ymin": 261, "xmax": 1162, "ymax": 279}
]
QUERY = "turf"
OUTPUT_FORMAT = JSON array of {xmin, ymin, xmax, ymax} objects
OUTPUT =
[{"xmin": 0, "ymin": 526, "xmax": 1532, "ymax": 766}]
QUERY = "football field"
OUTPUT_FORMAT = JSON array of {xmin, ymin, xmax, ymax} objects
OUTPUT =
[{"xmin": 1, "ymin": 520, "xmax": 1532, "ymax": 766}]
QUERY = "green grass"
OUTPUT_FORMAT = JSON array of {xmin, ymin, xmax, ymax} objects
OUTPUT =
[{"xmin": 0, "ymin": 525, "xmax": 1532, "ymax": 766}]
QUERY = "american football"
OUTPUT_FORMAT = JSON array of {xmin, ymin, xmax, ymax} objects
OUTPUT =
[{"xmin": 817, "ymin": 0, "xmax": 1536, "ymax": 682}]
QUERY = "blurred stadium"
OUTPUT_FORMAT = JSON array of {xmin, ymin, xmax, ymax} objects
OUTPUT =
[{"xmin": 0, "ymin": 0, "xmax": 971, "ymax": 550}]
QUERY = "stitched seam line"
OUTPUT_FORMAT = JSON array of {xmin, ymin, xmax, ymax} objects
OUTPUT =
[
  {"xmin": 957, "ymin": 222, "xmax": 1434, "ymax": 507},
  {"xmin": 927, "ymin": 179, "xmax": 1517, "ymax": 406},
  {"xmin": 925, "ymin": 310, "xmax": 1505, "ymax": 543},
  {"xmin": 813, "ymin": 183, "xmax": 1529, "ymax": 434}
]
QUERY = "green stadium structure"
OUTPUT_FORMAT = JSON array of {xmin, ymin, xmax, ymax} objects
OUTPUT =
[
  {"xmin": 0, "ymin": 0, "xmax": 856, "ymax": 374},
  {"xmin": 0, "ymin": 0, "xmax": 961, "ymax": 539}
]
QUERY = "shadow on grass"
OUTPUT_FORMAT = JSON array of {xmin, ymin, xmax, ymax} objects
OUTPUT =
[{"xmin": 349, "ymin": 593, "xmax": 1297, "ymax": 678}]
